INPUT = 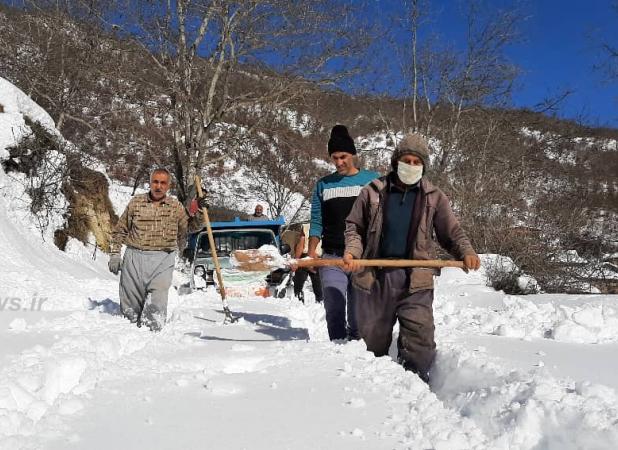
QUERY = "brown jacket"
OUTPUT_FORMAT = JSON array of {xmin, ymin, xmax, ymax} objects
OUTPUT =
[
  {"xmin": 345, "ymin": 176, "xmax": 475, "ymax": 293},
  {"xmin": 111, "ymin": 193, "xmax": 202, "ymax": 254}
]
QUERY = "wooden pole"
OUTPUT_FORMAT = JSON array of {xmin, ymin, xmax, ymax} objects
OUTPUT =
[
  {"xmin": 294, "ymin": 258, "xmax": 466, "ymax": 269},
  {"xmin": 194, "ymin": 175, "xmax": 235, "ymax": 322}
]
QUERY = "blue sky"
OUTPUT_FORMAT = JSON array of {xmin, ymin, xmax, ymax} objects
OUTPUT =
[
  {"xmin": 364, "ymin": 0, "xmax": 618, "ymax": 127},
  {"xmin": 11, "ymin": 0, "xmax": 616, "ymax": 126},
  {"xmin": 508, "ymin": 0, "xmax": 618, "ymax": 126}
]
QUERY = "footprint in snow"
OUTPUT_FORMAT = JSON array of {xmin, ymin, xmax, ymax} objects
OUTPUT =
[
  {"xmin": 203, "ymin": 380, "xmax": 244, "ymax": 396},
  {"xmin": 230, "ymin": 344, "xmax": 256, "ymax": 352},
  {"xmin": 220, "ymin": 356, "xmax": 264, "ymax": 374},
  {"xmin": 345, "ymin": 397, "xmax": 366, "ymax": 408}
]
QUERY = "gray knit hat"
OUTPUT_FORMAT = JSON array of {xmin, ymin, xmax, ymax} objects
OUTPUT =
[{"xmin": 391, "ymin": 133, "xmax": 430, "ymax": 170}]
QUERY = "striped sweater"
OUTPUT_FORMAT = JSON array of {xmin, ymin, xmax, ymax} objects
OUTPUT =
[{"xmin": 309, "ymin": 169, "xmax": 379, "ymax": 254}]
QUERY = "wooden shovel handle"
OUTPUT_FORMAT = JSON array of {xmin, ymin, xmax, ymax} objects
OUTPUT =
[
  {"xmin": 194, "ymin": 175, "xmax": 227, "ymax": 300},
  {"xmin": 294, "ymin": 258, "xmax": 465, "ymax": 269}
]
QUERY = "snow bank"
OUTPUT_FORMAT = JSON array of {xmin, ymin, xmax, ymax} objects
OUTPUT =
[
  {"xmin": 0, "ymin": 77, "xmax": 59, "ymax": 159},
  {"xmin": 436, "ymin": 259, "xmax": 618, "ymax": 346},
  {"xmin": 0, "ymin": 77, "xmax": 116, "ymax": 311},
  {"xmin": 432, "ymin": 343, "xmax": 618, "ymax": 449},
  {"xmin": 437, "ymin": 288, "xmax": 618, "ymax": 345}
]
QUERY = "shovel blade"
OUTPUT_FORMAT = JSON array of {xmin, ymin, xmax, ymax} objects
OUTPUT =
[{"xmin": 231, "ymin": 249, "xmax": 285, "ymax": 272}]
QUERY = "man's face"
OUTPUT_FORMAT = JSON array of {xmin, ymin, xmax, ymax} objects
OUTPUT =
[
  {"xmin": 255, "ymin": 205, "xmax": 263, "ymax": 216},
  {"xmin": 149, "ymin": 172, "xmax": 171, "ymax": 201},
  {"xmin": 330, "ymin": 151, "xmax": 356, "ymax": 175}
]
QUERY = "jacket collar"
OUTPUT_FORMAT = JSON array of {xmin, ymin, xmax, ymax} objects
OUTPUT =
[{"xmin": 420, "ymin": 177, "xmax": 437, "ymax": 193}]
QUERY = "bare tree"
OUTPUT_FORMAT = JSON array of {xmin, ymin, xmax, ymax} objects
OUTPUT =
[
  {"xmin": 242, "ymin": 130, "xmax": 324, "ymax": 220},
  {"xmin": 83, "ymin": 0, "xmax": 369, "ymax": 200},
  {"xmin": 370, "ymin": 0, "xmax": 521, "ymax": 171},
  {"xmin": 428, "ymin": 2, "xmax": 520, "ymax": 173},
  {"xmin": 401, "ymin": 0, "xmax": 431, "ymax": 132}
]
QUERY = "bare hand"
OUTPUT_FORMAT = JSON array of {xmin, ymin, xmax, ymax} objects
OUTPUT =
[
  {"xmin": 305, "ymin": 250, "xmax": 320, "ymax": 273},
  {"xmin": 343, "ymin": 252, "xmax": 362, "ymax": 273},
  {"xmin": 289, "ymin": 259, "xmax": 299, "ymax": 272},
  {"xmin": 463, "ymin": 254, "xmax": 481, "ymax": 272}
]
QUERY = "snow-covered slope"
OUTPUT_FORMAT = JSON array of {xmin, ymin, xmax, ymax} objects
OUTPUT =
[
  {"xmin": 0, "ymin": 77, "xmax": 116, "ymax": 310},
  {"xmin": 0, "ymin": 78, "xmax": 59, "ymax": 160}
]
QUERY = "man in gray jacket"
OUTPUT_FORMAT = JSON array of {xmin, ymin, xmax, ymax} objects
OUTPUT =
[{"xmin": 343, "ymin": 133, "xmax": 480, "ymax": 382}]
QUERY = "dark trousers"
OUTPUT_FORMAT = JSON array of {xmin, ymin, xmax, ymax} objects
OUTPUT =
[
  {"xmin": 319, "ymin": 253, "xmax": 358, "ymax": 341},
  {"xmin": 355, "ymin": 268, "xmax": 435, "ymax": 381},
  {"xmin": 293, "ymin": 268, "xmax": 323, "ymax": 302}
]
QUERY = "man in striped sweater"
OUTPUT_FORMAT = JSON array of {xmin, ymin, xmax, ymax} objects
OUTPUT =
[{"xmin": 308, "ymin": 125, "xmax": 379, "ymax": 341}]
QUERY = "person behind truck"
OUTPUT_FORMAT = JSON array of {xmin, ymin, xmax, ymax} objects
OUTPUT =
[
  {"xmin": 248, "ymin": 204, "xmax": 267, "ymax": 221},
  {"xmin": 282, "ymin": 223, "xmax": 324, "ymax": 304}
]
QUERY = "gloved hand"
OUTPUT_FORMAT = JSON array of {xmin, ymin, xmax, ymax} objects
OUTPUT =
[
  {"xmin": 188, "ymin": 197, "xmax": 210, "ymax": 216},
  {"xmin": 108, "ymin": 254, "xmax": 122, "ymax": 275},
  {"xmin": 197, "ymin": 196, "xmax": 210, "ymax": 210}
]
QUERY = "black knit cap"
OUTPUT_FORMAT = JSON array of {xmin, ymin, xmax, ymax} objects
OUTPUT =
[{"xmin": 327, "ymin": 124, "xmax": 356, "ymax": 155}]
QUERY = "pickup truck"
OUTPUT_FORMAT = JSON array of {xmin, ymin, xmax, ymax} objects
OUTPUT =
[{"xmin": 185, "ymin": 217, "xmax": 292, "ymax": 298}]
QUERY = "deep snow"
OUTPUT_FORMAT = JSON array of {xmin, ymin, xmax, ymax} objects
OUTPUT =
[
  {"xmin": 3, "ymin": 257, "xmax": 618, "ymax": 449},
  {"xmin": 2, "ymin": 77, "xmax": 618, "ymax": 450}
]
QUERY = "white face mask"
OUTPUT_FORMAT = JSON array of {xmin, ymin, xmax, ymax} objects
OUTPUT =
[{"xmin": 397, "ymin": 161, "xmax": 423, "ymax": 185}]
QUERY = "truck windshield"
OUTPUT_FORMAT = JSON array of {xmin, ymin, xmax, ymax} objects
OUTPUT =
[{"xmin": 197, "ymin": 230, "xmax": 276, "ymax": 256}]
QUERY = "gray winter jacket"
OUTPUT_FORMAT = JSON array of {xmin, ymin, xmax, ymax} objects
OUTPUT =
[{"xmin": 345, "ymin": 176, "xmax": 475, "ymax": 293}]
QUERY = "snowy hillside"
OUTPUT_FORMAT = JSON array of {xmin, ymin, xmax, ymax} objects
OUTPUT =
[
  {"xmin": 2, "ymin": 77, "xmax": 618, "ymax": 450},
  {"xmin": 0, "ymin": 77, "xmax": 116, "ymax": 310}
]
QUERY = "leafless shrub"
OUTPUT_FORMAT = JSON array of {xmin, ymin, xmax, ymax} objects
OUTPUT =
[
  {"xmin": 2, "ymin": 118, "xmax": 68, "ymax": 233},
  {"xmin": 485, "ymin": 263, "xmax": 537, "ymax": 295}
]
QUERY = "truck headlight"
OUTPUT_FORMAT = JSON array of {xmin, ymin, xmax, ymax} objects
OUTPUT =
[{"xmin": 194, "ymin": 266, "xmax": 206, "ymax": 277}]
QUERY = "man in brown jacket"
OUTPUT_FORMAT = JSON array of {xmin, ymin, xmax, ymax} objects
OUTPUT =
[
  {"xmin": 109, "ymin": 168, "xmax": 204, "ymax": 331},
  {"xmin": 343, "ymin": 133, "xmax": 480, "ymax": 382}
]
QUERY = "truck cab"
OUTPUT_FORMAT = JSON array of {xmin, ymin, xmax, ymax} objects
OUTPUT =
[{"xmin": 186, "ymin": 217, "xmax": 292, "ymax": 298}]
